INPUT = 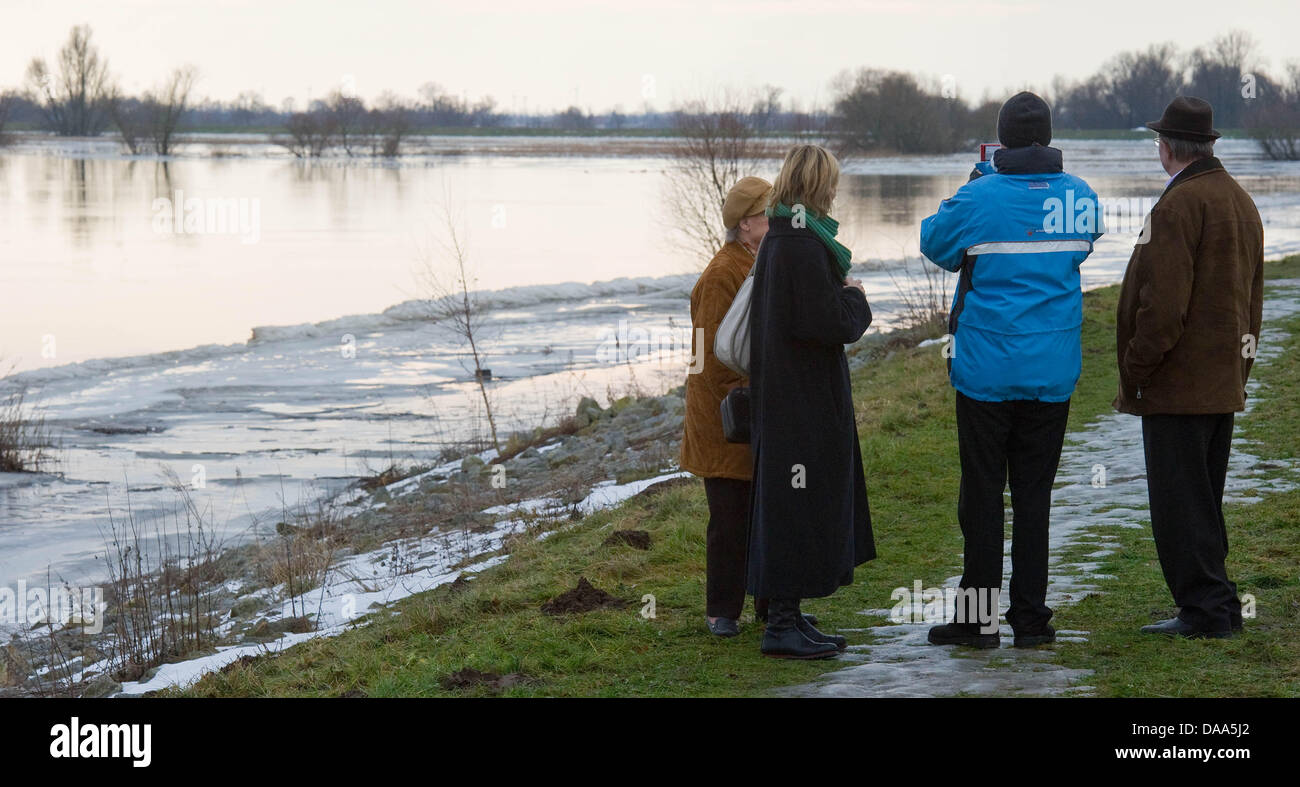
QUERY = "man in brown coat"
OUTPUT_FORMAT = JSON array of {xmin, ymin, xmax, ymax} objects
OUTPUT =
[
  {"xmin": 1115, "ymin": 96, "xmax": 1264, "ymax": 639},
  {"xmin": 680, "ymin": 176, "xmax": 771, "ymax": 637}
]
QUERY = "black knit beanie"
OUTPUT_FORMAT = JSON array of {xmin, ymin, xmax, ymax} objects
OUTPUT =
[{"xmin": 998, "ymin": 91, "xmax": 1052, "ymax": 149}]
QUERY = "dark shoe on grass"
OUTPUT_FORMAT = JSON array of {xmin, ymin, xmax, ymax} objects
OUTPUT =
[
  {"xmin": 1013, "ymin": 624, "xmax": 1056, "ymax": 648},
  {"xmin": 797, "ymin": 615, "xmax": 847, "ymax": 651},
  {"xmin": 927, "ymin": 622, "xmax": 1000, "ymax": 649},
  {"xmin": 1140, "ymin": 617, "xmax": 1234, "ymax": 639},
  {"xmin": 707, "ymin": 617, "xmax": 740, "ymax": 638},
  {"xmin": 761, "ymin": 627, "xmax": 840, "ymax": 660}
]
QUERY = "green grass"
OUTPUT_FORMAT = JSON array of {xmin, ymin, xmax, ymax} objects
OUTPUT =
[{"xmin": 177, "ymin": 256, "xmax": 1300, "ymax": 697}]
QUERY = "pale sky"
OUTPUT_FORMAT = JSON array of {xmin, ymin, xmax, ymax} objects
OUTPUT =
[{"xmin": 2, "ymin": 0, "xmax": 1296, "ymax": 113}]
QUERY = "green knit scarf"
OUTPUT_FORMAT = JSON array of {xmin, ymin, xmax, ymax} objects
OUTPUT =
[{"xmin": 766, "ymin": 201, "xmax": 853, "ymax": 278}]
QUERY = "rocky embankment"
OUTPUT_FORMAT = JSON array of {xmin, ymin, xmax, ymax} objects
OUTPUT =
[{"xmin": 3, "ymin": 386, "xmax": 693, "ymax": 697}]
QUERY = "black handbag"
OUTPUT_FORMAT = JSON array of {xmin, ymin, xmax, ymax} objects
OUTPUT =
[{"xmin": 720, "ymin": 386, "xmax": 751, "ymax": 444}]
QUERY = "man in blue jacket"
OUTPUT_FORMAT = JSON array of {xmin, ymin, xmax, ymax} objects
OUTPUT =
[{"xmin": 919, "ymin": 92, "xmax": 1102, "ymax": 648}]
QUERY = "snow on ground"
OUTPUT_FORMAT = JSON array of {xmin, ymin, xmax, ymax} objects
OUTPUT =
[{"xmin": 103, "ymin": 469, "xmax": 689, "ymax": 695}]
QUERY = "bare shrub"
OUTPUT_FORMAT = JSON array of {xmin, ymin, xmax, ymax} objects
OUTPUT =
[
  {"xmin": 0, "ymin": 383, "xmax": 53, "ymax": 473},
  {"xmin": 887, "ymin": 256, "xmax": 952, "ymax": 333},
  {"xmin": 278, "ymin": 109, "xmax": 337, "ymax": 157},
  {"xmin": 419, "ymin": 202, "xmax": 502, "ymax": 453},
  {"xmin": 663, "ymin": 94, "xmax": 775, "ymax": 264},
  {"xmin": 99, "ymin": 478, "xmax": 226, "ymax": 683},
  {"xmin": 367, "ymin": 94, "xmax": 412, "ymax": 157},
  {"xmin": 257, "ymin": 498, "xmax": 344, "ymax": 621}
]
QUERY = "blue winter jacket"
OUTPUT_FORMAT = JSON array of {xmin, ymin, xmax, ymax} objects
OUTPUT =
[{"xmin": 920, "ymin": 145, "xmax": 1103, "ymax": 402}]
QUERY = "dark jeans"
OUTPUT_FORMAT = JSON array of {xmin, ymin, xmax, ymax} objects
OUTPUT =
[
  {"xmin": 1141, "ymin": 413, "xmax": 1241, "ymax": 632},
  {"xmin": 954, "ymin": 392, "xmax": 1070, "ymax": 633},
  {"xmin": 704, "ymin": 477, "xmax": 754, "ymax": 619}
]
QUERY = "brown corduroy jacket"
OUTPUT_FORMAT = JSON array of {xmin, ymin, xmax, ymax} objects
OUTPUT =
[
  {"xmin": 680, "ymin": 241, "xmax": 755, "ymax": 480},
  {"xmin": 1114, "ymin": 157, "xmax": 1264, "ymax": 415}
]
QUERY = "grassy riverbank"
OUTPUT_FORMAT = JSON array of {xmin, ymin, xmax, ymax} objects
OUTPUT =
[
  {"xmin": 178, "ymin": 256, "xmax": 1300, "ymax": 697},
  {"xmin": 1052, "ymin": 255, "xmax": 1300, "ymax": 696}
]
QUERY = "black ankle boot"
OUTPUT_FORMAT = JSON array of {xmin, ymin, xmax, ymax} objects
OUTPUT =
[
  {"xmin": 797, "ymin": 615, "xmax": 847, "ymax": 651},
  {"xmin": 760, "ymin": 599, "xmax": 838, "ymax": 660},
  {"xmin": 755, "ymin": 600, "xmax": 819, "ymax": 627}
]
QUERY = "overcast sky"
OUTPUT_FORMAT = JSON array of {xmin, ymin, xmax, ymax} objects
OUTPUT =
[{"xmin": 2, "ymin": 0, "xmax": 1296, "ymax": 112}]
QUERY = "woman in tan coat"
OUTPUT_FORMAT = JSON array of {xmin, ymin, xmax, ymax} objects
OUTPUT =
[{"xmin": 680, "ymin": 176, "xmax": 771, "ymax": 638}]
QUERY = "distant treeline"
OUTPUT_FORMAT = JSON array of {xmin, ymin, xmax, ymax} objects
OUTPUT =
[{"xmin": 1, "ymin": 25, "xmax": 1296, "ymax": 159}]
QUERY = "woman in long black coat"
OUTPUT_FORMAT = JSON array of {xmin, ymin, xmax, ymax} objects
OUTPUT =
[{"xmin": 747, "ymin": 144, "xmax": 875, "ymax": 659}]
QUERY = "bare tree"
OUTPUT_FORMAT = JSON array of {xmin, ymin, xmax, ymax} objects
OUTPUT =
[
  {"xmin": 1247, "ymin": 62, "xmax": 1300, "ymax": 161},
  {"xmin": 1104, "ymin": 44, "xmax": 1183, "ymax": 128},
  {"xmin": 366, "ymin": 93, "xmax": 412, "ymax": 157},
  {"xmin": 419, "ymin": 205, "xmax": 501, "ymax": 453},
  {"xmin": 1184, "ymin": 31, "xmax": 1259, "ymax": 128},
  {"xmin": 277, "ymin": 109, "xmax": 337, "ymax": 157},
  {"xmin": 147, "ymin": 66, "xmax": 197, "ymax": 155},
  {"xmin": 831, "ymin": 68, "xmax": 975, "ymax": 156},
  {"xmin": 663, "ymin": 94, "xmax": 775, "ymax": 264},
  {"xmin": 108, "ymin": 67, "xmax": 195, "ymax": 155},
  {"xmin": 750, "ymin": 84, "xmax": 784, "ymax": 131},
  {"xmin": 109, "ymin": 90, "xmax": 147, "ymax": 154},
  {"xmin": 25, "ymin": 24, "xmax": 115, "ymax": 137},
  {"xmin": 326, "ymin": 90, "xmax": 367, "ymax": 156},
  {"xmin": 0, "ymin": 91, "xmax": 17, "ymax": 145}
]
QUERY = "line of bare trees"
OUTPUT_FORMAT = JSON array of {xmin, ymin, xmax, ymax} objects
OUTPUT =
[
  {"xmin": 7, "ymin": 25, "xmax": 1299, "ymax": 162},
  {"xmin": 277, "ymin": 91, "xmax": 414, "ymax": 158},
  {"xmin": 20, "ymin": 24, "xmax": 197, "ymax": 155},
  {"xmin": 1051, "ymin": 31, "xmax": 1299, "ymax": 159}
]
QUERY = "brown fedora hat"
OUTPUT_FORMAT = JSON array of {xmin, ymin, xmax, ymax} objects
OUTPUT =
[{"xmin": 1146, "ymin": 96, "xmax": 1221, "ymax": 141}]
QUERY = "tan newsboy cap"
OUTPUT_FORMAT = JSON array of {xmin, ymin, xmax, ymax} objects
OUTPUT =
[{"xmin": 722, "ymin": 176, "xmax": 774, "ymax": 230}]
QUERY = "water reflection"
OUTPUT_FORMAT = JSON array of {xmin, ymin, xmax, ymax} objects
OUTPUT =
[{"xmin": 2, "ymin": 137, "xmax": 1299, "ymax": 374}]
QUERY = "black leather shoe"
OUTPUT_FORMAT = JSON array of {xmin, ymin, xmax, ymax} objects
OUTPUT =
[
  {"xmin": 707, "ymin": 617, "xmax": 739, "ymax": 638},
  {"xmin": 1140, "ymin": 617, "xmax": 1234, "ymax": 639},
  {"xmin": 797, "ymin": 615, "xmax": 847, "ymax": 651},
  {"xmin": 927, "ymin": 622, "xmax": 1000, "ymax": 649},
  {"xmin": 1013, "ymin": 624, "xmax": 1055, "ymax": 648},
  {"xmin": 761, "ymin": 626, "xmax": 840, "ymax": 659}
]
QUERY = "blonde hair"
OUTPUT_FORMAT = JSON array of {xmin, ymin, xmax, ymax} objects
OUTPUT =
[{"xmin": 769, "ymin": 144, "xmax": 840, "ymax": 217}]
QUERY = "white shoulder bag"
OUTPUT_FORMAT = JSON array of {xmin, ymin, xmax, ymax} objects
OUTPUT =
[{"xmin": 713, "ymin": 268, "xmax": 754, "ymax": 376}]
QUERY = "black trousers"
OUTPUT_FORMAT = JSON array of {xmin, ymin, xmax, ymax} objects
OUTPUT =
[
  {"xmin": 704, "ymin": 477, "xmax": 756, "ymax": 619},
  {"xmin": 954, "ymin": 392, "xmax": 1070, "ymax": 633},
  {"xmin": 1141, "ymin": 413, "xmax": 1241, "ymax": 632}
]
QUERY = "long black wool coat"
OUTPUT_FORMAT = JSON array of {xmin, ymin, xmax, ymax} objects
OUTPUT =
[{"xmin": 746, "ymin": 215, "xmax": 875, "ymax": 599}]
